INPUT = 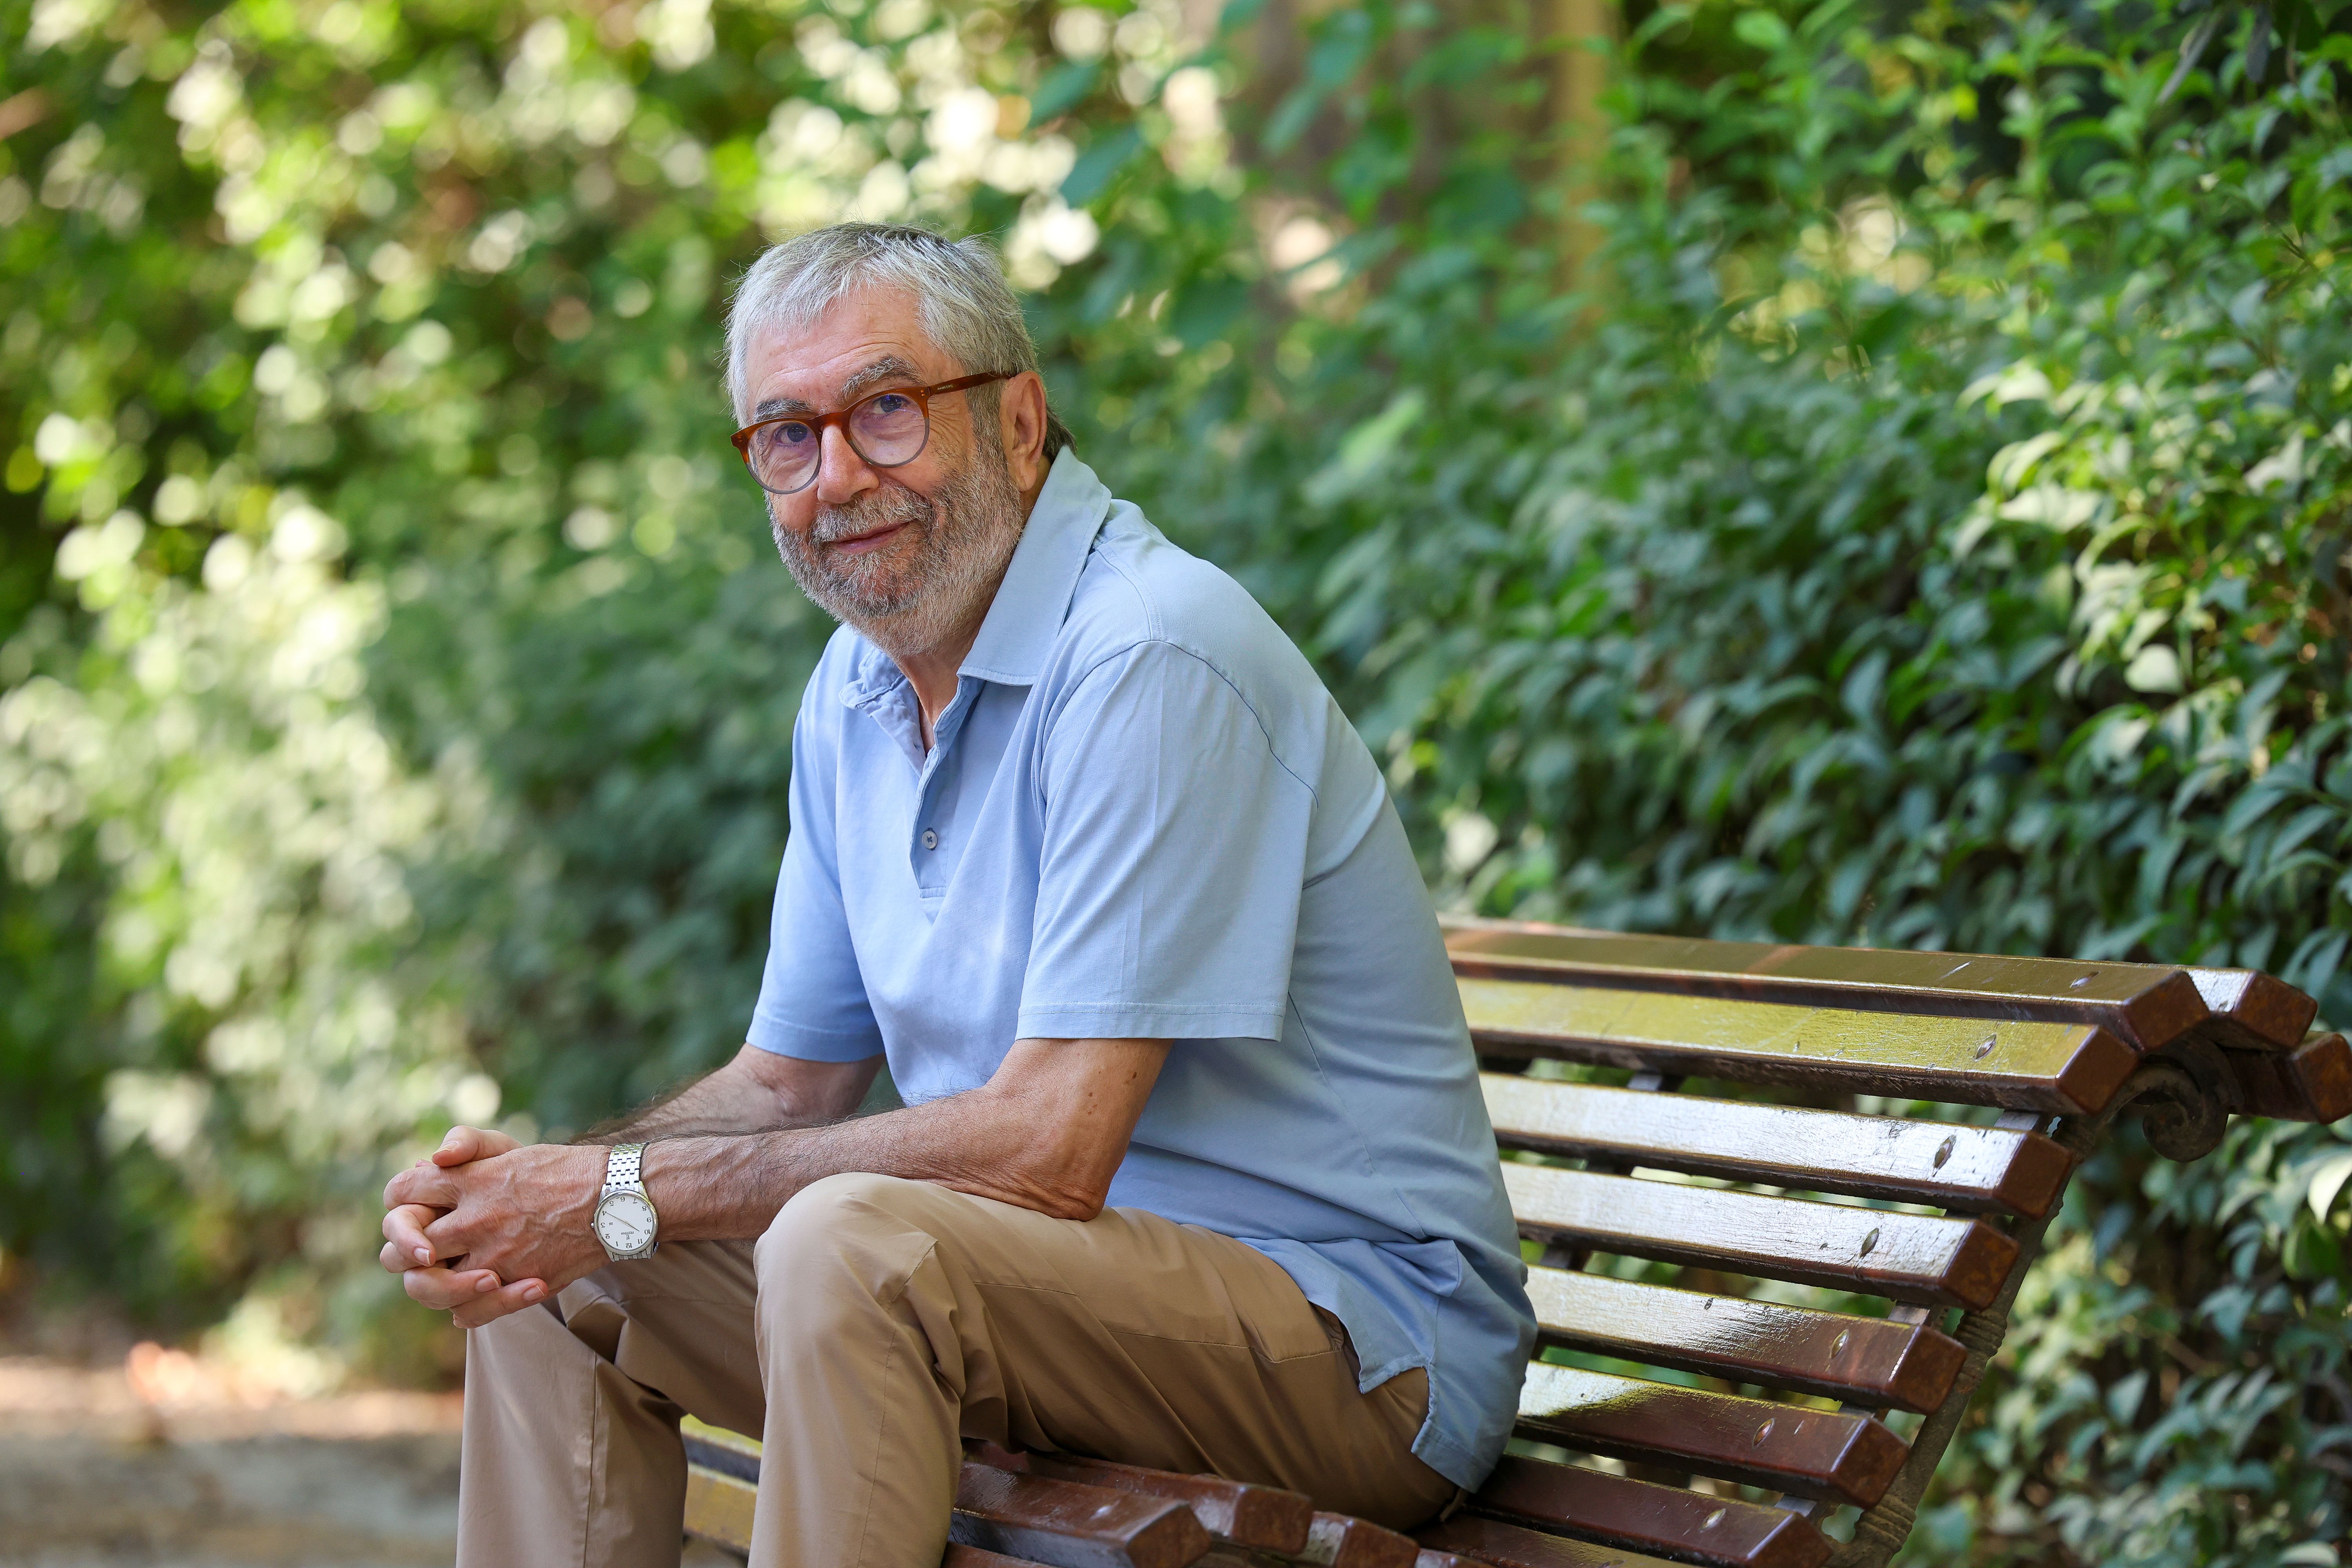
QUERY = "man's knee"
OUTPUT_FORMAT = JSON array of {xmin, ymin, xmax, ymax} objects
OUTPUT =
[
  {"xmin": 464, "ymin": 1298, "xmax": 578, "ymax": 1398},
  {"xmin": 755, "ymin": 1172, "xmax": 944, "ymax": 1304}
]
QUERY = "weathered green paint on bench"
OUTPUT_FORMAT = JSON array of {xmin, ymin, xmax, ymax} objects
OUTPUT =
[
  {"xmin": 1503, "ymin": 1163, "xmax": 2020, "ymax": 1309},
  {"xmin": 1483, "ymin": 1074, "xmax": 2072, "ymax": 1216},
  {"xmin": 1461, "ymin": 977, "xmax": 2138, "ymax": 1114},
  {"xmin": 1444, "ymin": 921, "xmax": 2210, "ymax": 1052},
  {"xmin": 1524, "ymin": 1267, "xmax": 1965, "ymax": 1414}
]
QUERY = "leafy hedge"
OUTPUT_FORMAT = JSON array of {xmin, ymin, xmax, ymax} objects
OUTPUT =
[
  {"xmin": 2, "ymin": 0, "xmax": 2348, "ymax": 1559},
  {"xmin": 1133, "ymin": 4, "xmax": 2352, "ymax": 1557}
]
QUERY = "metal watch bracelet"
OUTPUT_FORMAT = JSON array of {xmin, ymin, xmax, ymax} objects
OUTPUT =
[{"xmin": 591, "ymin": 1142, "xmax": 659, "ymax": 1261}]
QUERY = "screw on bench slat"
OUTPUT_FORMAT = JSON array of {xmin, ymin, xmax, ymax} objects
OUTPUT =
[
  {"xmin": 1760, "ymin": 1397, "xmax": 1897, "ymax": 1520},
  {"xmin": 1761, "ymin": 1217, "xmax": 1937, "ymax": 1521},
  {"xmin": 1765, "ymin": 1303, "xmax": 1974, "ymax": 1539}
]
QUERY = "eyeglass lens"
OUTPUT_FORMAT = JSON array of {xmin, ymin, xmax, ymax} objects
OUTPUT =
[{"xmin": 746, "ymin": 390, "xmax": 929, "ymax": 493}]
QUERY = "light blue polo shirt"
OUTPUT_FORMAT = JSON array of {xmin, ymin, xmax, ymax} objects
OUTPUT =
[{"xmin": 747, "ymin": 449, "xmax": 1534, "ymax": 1488}]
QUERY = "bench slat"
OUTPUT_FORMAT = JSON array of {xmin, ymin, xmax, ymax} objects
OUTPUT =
[
  {"xmin": 1298, "ymin": 1512, "xmax": 1420, "ymax": 1568},
  {"xmin": 2189, "ymin": 968, "xmax": 2318, "ymax": 1051},
  {"xmin": 687, "ymin": 1457, "xmax": 1093, "ymax": 1568},
  {"xmin": 2224, "ymin": 1032, "xmax": 2352, "ymax": 1123},
  {"xmin": 1456, "ymin": 1457, "xmax": 1832, "ymax": 1568},
  {"xmin": 1483, "ymin": 1075, "xmax": 2072, "ymax": 1217},
  {"xmin": 1526, "ymin": 1267, "xmax": 1964, "ymax": 1414},
  {"xmin": 1412, "ymin": 1552, "xmax": 1485, "ymax": 1568},
  {"xmin": 684, "ymin": 1463, "xmax": 757, "ymax": 1553},
  {"xmin": 1418, "ymin": 1515, "xmax": 1691, "ymax": 1568},
  {"xmin": 682, "ymin": 1425, "xmax": 761, "ymax": 1484},
  {"xmin": 951, "ymin": 1465, "xmax": 1210, "ymax": 1568},
  {"xmin": 1463, "ymin": 978, "xmax": 2136, "ymax": 1114},
  {"xmin": 969, "ymin": 1445, "xmax": 1311, "ymax": 1555},
  {"xmin": 1503, "ymin": 1165, "xmax": 2019, "ymax": 1310},
  {"xmin": 1445, "ymin": 920, "xmax": 2208, "ymax": 1052},
  {"xmin": 1515, "ymin": 1363, "xmax": 1906, "ymax": 1505}
]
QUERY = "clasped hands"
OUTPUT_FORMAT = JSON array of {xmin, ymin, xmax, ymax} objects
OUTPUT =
[{"xmin": 380, "ymin": 1128, "xmax": 613, "ymax": 1330}]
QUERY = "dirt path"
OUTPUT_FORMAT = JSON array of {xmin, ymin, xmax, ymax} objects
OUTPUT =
[
  {"xmin": 0, "ymin": 1431, "xmax": 459, "ymax": 1568},
  {"xmin": 0, "ymin": 1357, "xmax": 733, "ymax": 1567}
]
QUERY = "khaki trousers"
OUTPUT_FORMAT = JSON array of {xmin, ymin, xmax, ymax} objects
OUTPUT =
[{"xmin": 457, "ymin": 1172, "xmax": 1455, "ymax": 1568}]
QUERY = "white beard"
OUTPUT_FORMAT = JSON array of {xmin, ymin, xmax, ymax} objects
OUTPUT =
[{"xmin": 771, "ymin": 444, "xmax": 1027, "ymax": 660}]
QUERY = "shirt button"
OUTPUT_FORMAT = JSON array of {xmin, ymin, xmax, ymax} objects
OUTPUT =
[{"xmin": 921, "ymin": 829, "xmax": 939, "ymax": 850}]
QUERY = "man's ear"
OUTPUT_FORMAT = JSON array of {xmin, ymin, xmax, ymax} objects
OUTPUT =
[{"xmin": 1000, "ymin": 371, "xmax": 1051, "ymax": 495}]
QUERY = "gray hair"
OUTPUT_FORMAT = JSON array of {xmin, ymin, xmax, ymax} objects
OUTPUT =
[{"xmin": 724, "ymin": 223, "xmax": 1070, "ymax": 458}]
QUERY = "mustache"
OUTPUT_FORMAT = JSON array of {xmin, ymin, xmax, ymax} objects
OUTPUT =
[{"xmin": 808, "ymin": 488, "xmax": 934, "ymax": 544}]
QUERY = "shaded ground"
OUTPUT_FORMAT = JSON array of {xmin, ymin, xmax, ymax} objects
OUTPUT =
[
  {"xmin": 0, "ymin": 1431, "xmax": 460, "ymax": 1568},
  {"xmin": 0, "ymin": 1354, "xmax": 463, "ymax": 1568},
  {"xmin": 0, "ymin": 1356, "xmax": 736, "ymax": 1567}
]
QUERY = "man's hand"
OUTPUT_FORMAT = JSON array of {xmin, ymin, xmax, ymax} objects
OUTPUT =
[
  {"xmin": 381, "ymin": 1125, "xmax": 517, "ymax": 1263},
  {"xmin": 376, "ymin": 1050, "xmax": 878, "ymax": 1332},
  {"xmin": 379, "ymin": 1127, "xmax": 606, "ymax": 1330}
]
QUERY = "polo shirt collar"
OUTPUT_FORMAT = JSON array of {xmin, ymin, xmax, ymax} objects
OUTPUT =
[{"xmin": 959, "ymin": 447, "xmax": 1111, "ymax": 686}]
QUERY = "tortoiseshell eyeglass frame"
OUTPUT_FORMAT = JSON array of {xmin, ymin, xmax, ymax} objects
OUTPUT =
[{"xmin": 728, "ymin": 372, "xmax": 1013, "ymax": 494}]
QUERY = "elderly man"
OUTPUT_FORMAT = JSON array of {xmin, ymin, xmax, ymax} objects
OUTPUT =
[{"xmin": 381, "ymin": 223, "xmax": 1533, "ymax": 1568}]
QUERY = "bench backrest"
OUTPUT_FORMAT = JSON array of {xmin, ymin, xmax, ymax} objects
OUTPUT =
[{"xmin": 1436, "ymin": 917, "xmax": 2347, "ymax": 1568}]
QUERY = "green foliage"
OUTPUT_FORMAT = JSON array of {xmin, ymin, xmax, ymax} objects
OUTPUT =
[
  {"xmin": 0, "ymin": 0, "xmax": 1132, "ymax": 1341},
  {"xmin": 1931, "ymin": 1116, "xmax": 2351, "ymax": 1564},
  {"xmin": 3, "ymin": 0, "xmax": 2350, "ymax": 1558}
]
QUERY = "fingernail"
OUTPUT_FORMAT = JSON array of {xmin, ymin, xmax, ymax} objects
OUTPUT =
[
  {"xmin": 524, "ymin": 1284, "xmax": 545, "ymax": 1303},
  {"xmin": 476, "ymin": 1275, "xmax": 497, "ymax": 1292},
  {"xmin": 416, "ymin": 1246, "xmax": 432, "ymax": 1264}
]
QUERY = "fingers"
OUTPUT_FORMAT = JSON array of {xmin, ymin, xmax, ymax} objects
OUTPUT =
[
  {"xmin": 432, "ymin": 1125, "xmax": 521, "ymax": 1167},
  {"xmin": 402, "ymin": 1264, "xmax": 506, "ymax": 1312},
  {"xmin": 381, "ymin": 1203, "xmax": 446, "ymax": 1271},
  {"xmin": 383, "ymin": 1127, "xmax": 521, "ymax": 1209},
  {"xmin": 421, "ymin": 1209, "xmax": 484, "ymax": 1263},
  {"xmin": 451, "ymin": 1277, "xmax": 549, "ymax": 1331},
  {"xmin": 383, "ymin": 1163, "xmax": 461, "ymax": 1210},
  {"xmin": 381, "ymin": 1235, "xmax": 462, "ymax": 1275}
]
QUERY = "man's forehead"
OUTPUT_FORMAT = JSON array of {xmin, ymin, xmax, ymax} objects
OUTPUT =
[
  {"xmin": 750, "ymin": 348, "xmax": 928, "ymax": 419},
  {"xmin": 745, "ymin": 302, "xmax": 950, "ymax": 416},
  {"xmin": 750, "ymin": 289, "xmax": 934, "ymax": 371}
]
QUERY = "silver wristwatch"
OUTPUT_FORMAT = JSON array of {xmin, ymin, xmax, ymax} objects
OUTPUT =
[{"xmin": 591, "ymin": 1143, "xmax": 659, "ymax": 1261}]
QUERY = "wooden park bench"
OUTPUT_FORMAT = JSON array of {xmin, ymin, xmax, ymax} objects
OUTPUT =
[{"xmin": 679, "ymin": 916, "xmax": 2351, "ymax": 1568}]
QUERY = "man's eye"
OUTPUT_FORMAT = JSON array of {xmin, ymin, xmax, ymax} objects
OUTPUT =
[
  {"xmin": 871, "ymin": 394, "xmax": 913, "ymax": 415},
  {"xmin": 770, "ymin": 422, "xmax": 815, "ymax": 446}
]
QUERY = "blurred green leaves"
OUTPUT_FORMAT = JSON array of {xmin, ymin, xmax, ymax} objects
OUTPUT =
[{"xmin": 0, "ymin": 0, "xmax": 1200, "ymax": 1357}]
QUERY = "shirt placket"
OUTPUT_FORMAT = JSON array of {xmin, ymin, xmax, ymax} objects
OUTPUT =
[{"xmin": 907, "ymin": 674, "xmax": 985, "ymax": 898}]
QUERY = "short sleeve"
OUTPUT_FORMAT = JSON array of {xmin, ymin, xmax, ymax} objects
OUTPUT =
[
  {"xmin": 747, "ymin": 697, "xmax": 884, "ymax": 1060},
  {"xmin": 1018, "ymin": 641, "xmax": 1312, "ymax": 1042}
]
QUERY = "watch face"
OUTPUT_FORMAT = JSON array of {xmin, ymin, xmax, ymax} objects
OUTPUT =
[{"xmin": 595, "ymin": 1192, "xmax": 657, "ymax": 1253}]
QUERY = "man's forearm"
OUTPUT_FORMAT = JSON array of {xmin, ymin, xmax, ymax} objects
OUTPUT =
[
  {"xmin": 383, "ymin": 1039, "xmax": 1162, "ymax": 1332},
  {"xmin": 575, "ymin": 1046, "xmax": 881, "ymax": 1143},
  {"xmin": 641, "ymin": 1038, "xmax": 1167, "ymax": 1238},
  {"xmin": 643, "ymin": 1100, "xmax": 1034, "ymax": 1238},
  {"xmin": 577, "ymin": 1073, "xmax": 798, "ymax": 1142}
]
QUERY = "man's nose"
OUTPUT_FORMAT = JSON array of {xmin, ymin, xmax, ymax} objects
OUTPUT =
[{"xmin": 813, "ymin": 424, "xmax": 879, "ymax": 506}]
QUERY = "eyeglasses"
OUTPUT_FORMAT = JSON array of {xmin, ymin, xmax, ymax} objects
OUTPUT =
[{"xmin": 729, "ymin": 372, "xmax": 1012, "ymax": 495}]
